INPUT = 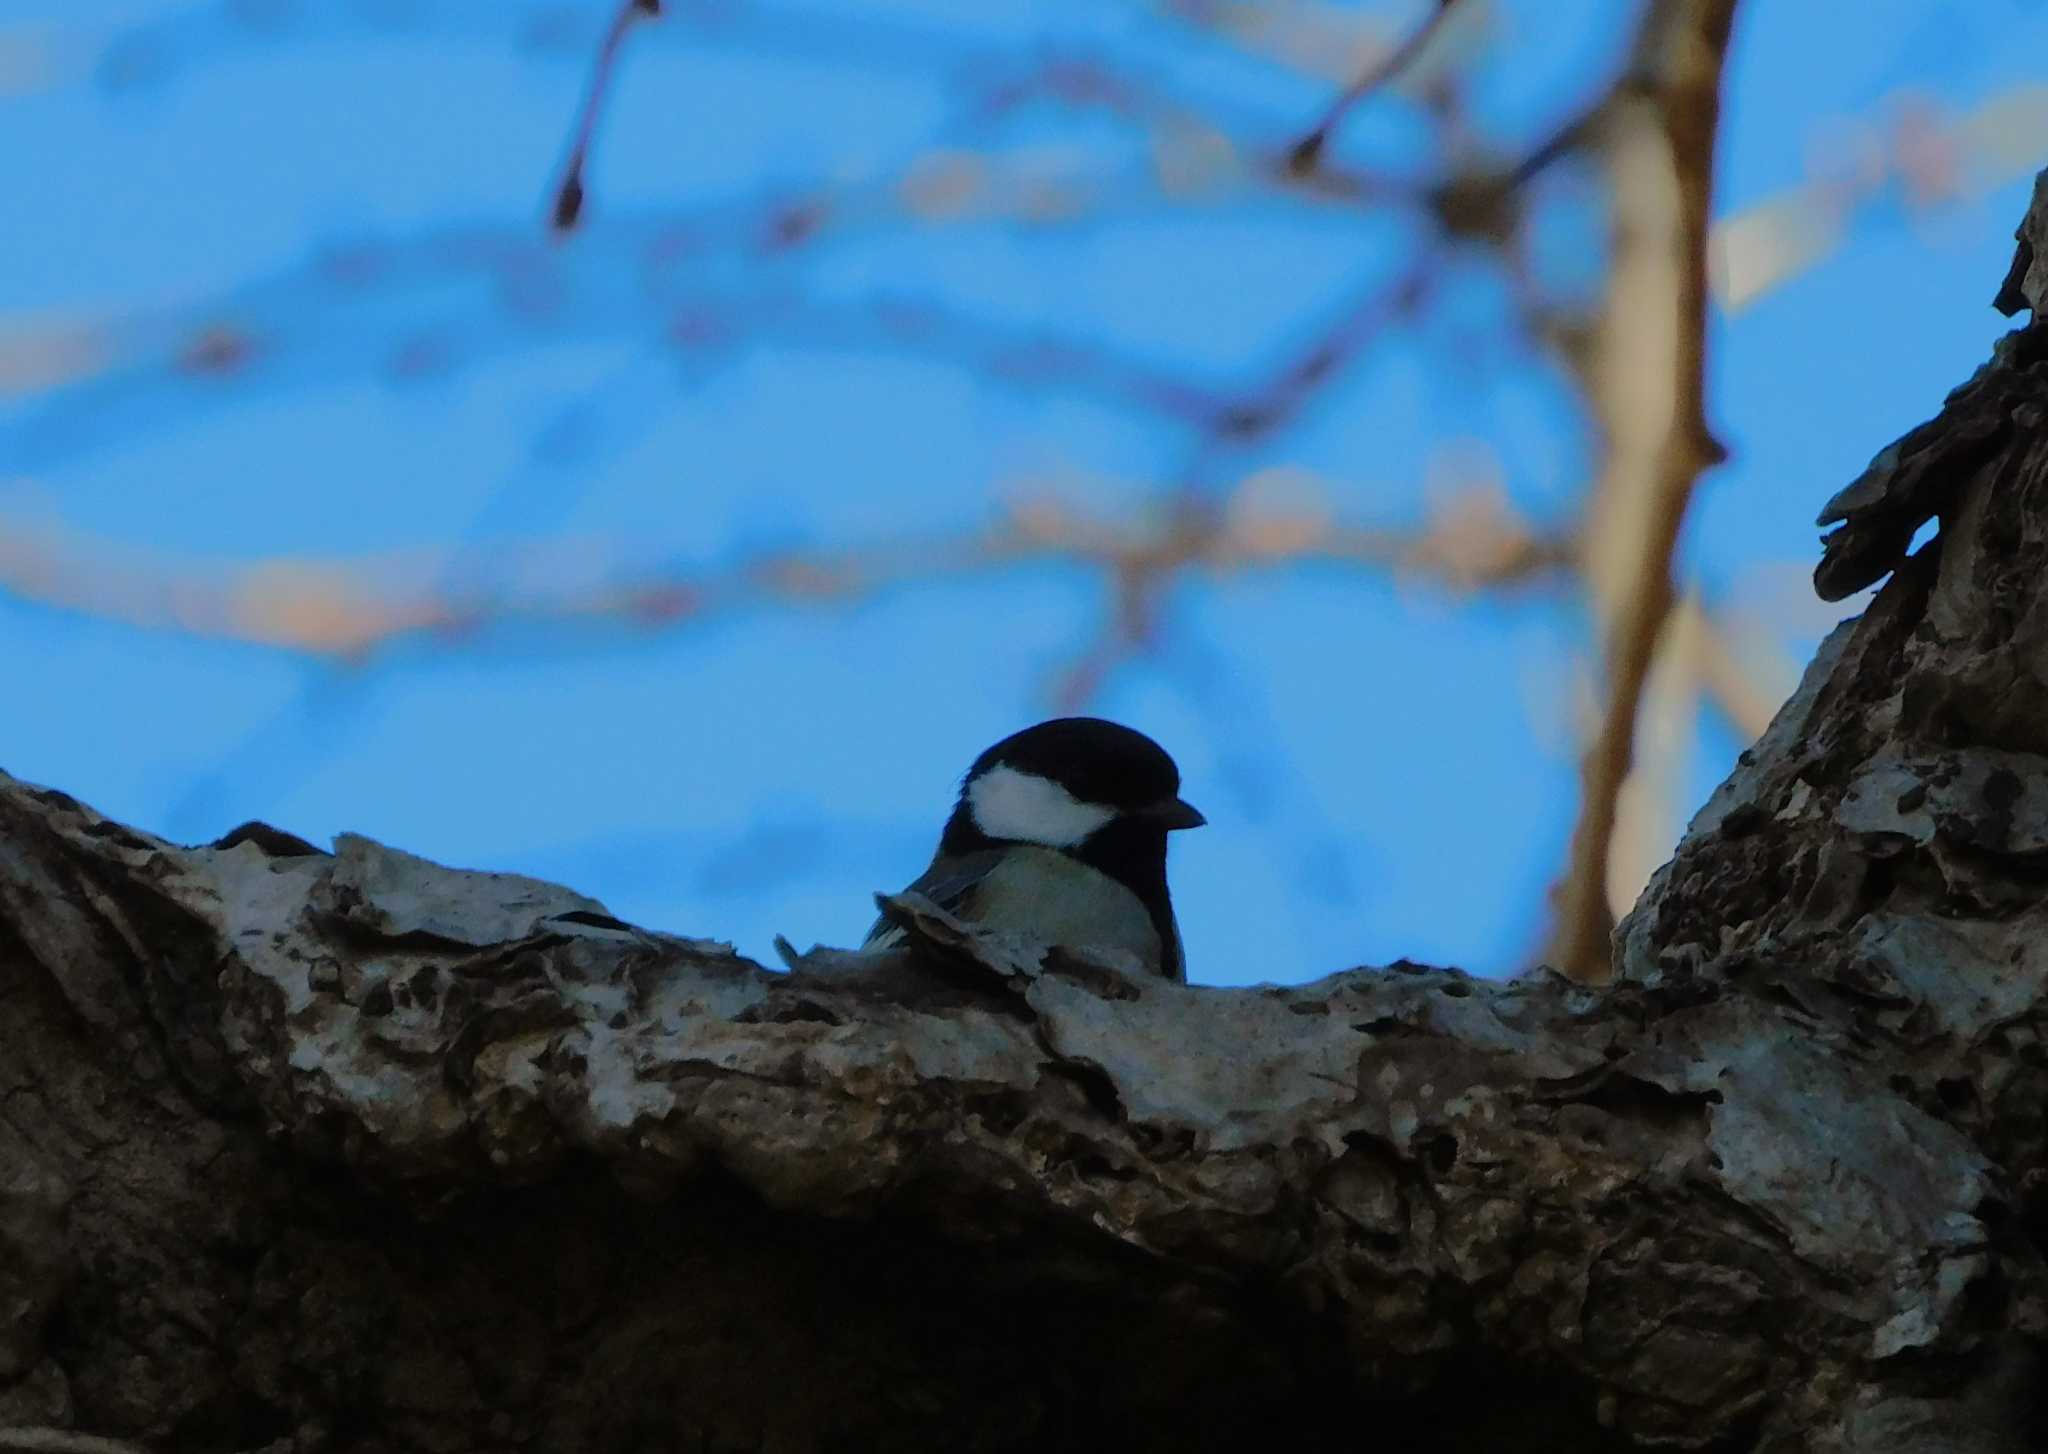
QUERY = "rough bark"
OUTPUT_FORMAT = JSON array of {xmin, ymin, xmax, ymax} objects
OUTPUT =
[{"xmin": 9, "ymin": 182, "xmax": 2048, "ymax": 1454}]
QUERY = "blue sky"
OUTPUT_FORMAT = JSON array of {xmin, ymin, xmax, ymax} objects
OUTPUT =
[{"xmin": 2, "ymin": 0, "xmax": 2042, "ymax": 982}]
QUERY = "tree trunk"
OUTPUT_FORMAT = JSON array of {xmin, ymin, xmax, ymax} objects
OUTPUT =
[{"xmin": 8, "ymin": 178, "xmax": 2048, "ymax": 1454}]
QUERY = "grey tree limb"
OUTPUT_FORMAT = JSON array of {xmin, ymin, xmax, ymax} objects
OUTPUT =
[{"xmin": 0, "ymin": 689, "xmax": 2043, "ymax": 1452}]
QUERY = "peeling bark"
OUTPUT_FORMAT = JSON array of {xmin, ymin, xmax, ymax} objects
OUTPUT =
[{"xmin": 10, "ymin": 179, "xmax": 2048, "ymax": 1454}]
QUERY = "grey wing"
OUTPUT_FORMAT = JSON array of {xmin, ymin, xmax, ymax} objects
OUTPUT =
[{"xmin": 862, "ymin": 850, "xmax": 1008, "ymax": 947}]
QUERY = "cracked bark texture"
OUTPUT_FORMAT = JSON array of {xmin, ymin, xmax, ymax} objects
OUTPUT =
[{"xmin": 10, "ymin": 185, "xmax": 2048, "ymax": 1454}]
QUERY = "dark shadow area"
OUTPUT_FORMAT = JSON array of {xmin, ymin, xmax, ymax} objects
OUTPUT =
[{"xmin": 151, "ymin": 1165, "xmax": 1649, "ymax": 1454}]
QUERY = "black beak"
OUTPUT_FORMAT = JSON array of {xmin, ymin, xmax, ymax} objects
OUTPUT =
[{"xmin": 1142, "ymin": 796, "xmax": 1206, "ymax": 831}]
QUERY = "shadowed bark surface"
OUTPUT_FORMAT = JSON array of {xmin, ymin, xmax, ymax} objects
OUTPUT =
[{"xmin": 9, "ymin": 174, "xmax": 2048, "ymax": 1454}]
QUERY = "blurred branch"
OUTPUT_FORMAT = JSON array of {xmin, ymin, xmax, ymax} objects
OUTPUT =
[
  {"xmin": 1155, "ymin": 0, "xmax": 1401, "ymax": 84},
  {"xmin": 0, "ymin": 22, "xmax": 78, "ymax": 97},
  {"xmin": 1044, "ymin": 469, "xmax": 1572, "ymax": 706},
  {"xmin": 5, "ymin": 67, "xmax": 2031, "ymax": 463},
  {"xmin": 1604, "ymin": 586, "xmax": 1700, "ymax": 922},
  {"xmin": 1712, "ymin": 86, "xmax": 2048, "ymax": 309},
  {"xmin": 0, "ymin": 144, "xmax": 1415, "ymax": 459},
  {"xmin": 1543, "ymin": 0, "xmax": 1738, "ymax": 983},
  {"xmin": 0, "ymin": 281, "xmax": 1254, "ymax": 468},
  {"xmin": 1200, "ymin": 255, "xmax": 1439, "ymax": 451},
  {"xmin": 1600, "ymin": 593, "xmax": 1793, "ymax": 917},
  {"xmin": 1693, "ymin": 603, "xmax": 1793, "ymax": 741},
  {"xmin": 549, "ymin": 0, "xmax": 663, "ymax": 233},
  {"xmin": 1288, "ymin": 0, "xmax": 1463, "ymax": 173},
  {"xmin": 0, "ymin": 478, "xmax": 1575, "ymax": 664}
]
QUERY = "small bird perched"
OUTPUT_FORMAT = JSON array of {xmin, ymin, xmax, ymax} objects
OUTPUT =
[{"xmin": 865, "ymin": 717, "xmax": 1205, "ymax": 982}]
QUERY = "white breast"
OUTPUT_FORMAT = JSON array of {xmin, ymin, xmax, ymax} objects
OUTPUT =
[{"xmin": 959, "ymin": 846, "xmax": 1164, "ymax": 974}]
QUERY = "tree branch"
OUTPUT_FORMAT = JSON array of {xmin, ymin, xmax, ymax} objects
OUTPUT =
[
  {"xmin": 1543, "ymin": 0, "xmax": 1738, "ymax": 982},
  {"xmin": 0, "ymin": 732, "xmax": 2036, "ymax": 1449},
  {"xmin": 548, "ymin": 0, "xmax": 663, "ymax": 233},
  {"xmin": 0, "ymin": 481, "xmax": 1575, "ymax": 663},
  {"xmin": 1287, "ymin": 0, "xmax": 1464, "ymax": 174}
]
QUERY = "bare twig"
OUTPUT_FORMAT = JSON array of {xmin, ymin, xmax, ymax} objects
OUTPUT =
[
  {"xmin": 1498, "ymin": 103, "xmax": 1608, "ymax": 193},
  {"xmin": 1543, "ymin": 0, "xmax": 1739, "ymax": 982},
  {"xmin": 1288, "ymin": 0, "xmax": 1463, "ymax": 174},
  {"xmin": 1203, "ymin": 256, "xmax": 1437, "ymax": 449},
  {"xmin": 549, "ymin": 0, "xmax": 663, "ymax": 233}
]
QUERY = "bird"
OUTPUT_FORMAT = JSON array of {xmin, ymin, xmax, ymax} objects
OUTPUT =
[{"xmin": 865, "ymin": 717, "xmax": 1205, "ymax": 982}]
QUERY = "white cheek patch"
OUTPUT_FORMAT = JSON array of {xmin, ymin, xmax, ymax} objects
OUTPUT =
[{"xmin": 967, "ymin": 765, "xmax": 1116, "ymax": 848}]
